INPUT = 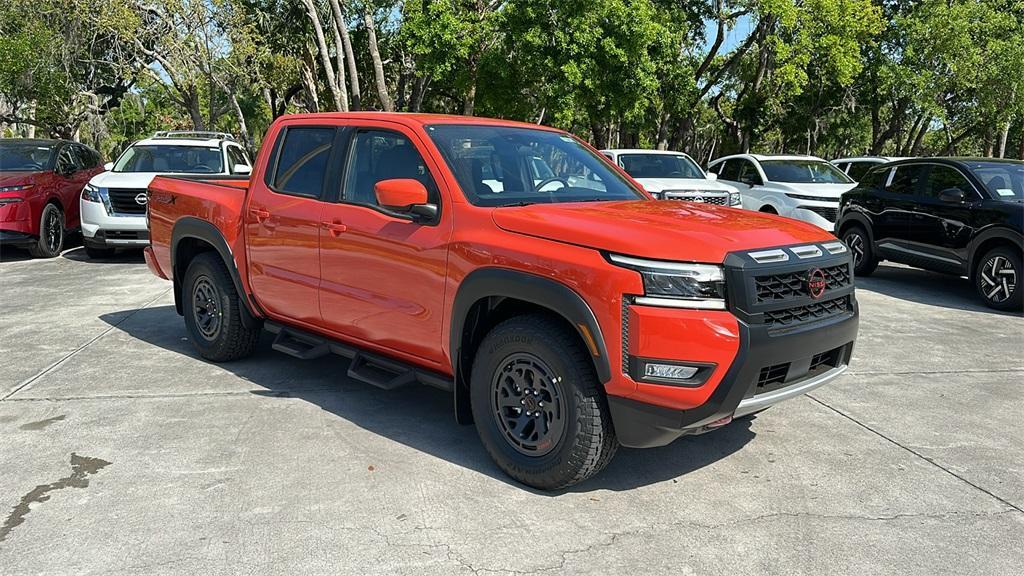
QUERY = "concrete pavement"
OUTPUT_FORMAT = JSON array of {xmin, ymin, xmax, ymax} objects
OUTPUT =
[{"xmin": 1, "ymin": 246, "xmax": 1022, "ymax": 575}]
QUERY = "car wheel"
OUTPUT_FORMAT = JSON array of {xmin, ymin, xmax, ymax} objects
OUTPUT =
[
  {"xmin": 470, "ymin": 314, "xmax": 617, "ymax": 490},
  {"xmin": 842, "ymin": 225, "xmax": 878, "ymax": 276},
  {"xmin": 183, "ymin": 252, "xmax": 261, "ymax": 361},
  {"xmin": 975, "ymin": 247, "xmax": 1022, "ymax": 311},
  {"xmin": 28, "ymin": 203, "xmax": 64, "ymax": 258},
  {"xmin": 84, "ymin": 246, "xmax": 117, "ymax": 259}
]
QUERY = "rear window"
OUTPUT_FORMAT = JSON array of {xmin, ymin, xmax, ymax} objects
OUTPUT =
[{"xmin": 271, "ymin": 127, "xmax": 335, "ymax": 197}]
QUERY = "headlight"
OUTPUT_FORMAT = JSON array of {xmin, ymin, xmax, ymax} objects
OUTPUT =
[
  {"xmin": 609, "ymin": 254, "xmax": 726, "ymax": 309},
  {"xmin": 728, "ymin": 191, "xmax": 741, "ymax": 206},
  {"xmin": 82, "ymin": 184, "xmax": 102, "ymax": 202},
  {"xmin": 0, "ymin": 184, "xmax": 32, "ymax": 193}
]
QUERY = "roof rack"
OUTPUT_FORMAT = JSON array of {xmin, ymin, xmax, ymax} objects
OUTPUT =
[{"xmin": 152, "ymin": 131, "xmax": 235, "ymax": 141}]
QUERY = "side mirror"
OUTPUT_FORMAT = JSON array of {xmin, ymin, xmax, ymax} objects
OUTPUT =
[
  {"xmin": 103, "ymin": 162, "xmax": 114, "ymax": 171},
  {"xmin": 939, "ymin": 187, "xmax": 965, "ymax": 203},
  {"xmin": 374, "ymin": 178, "xmax": 437, "ymax": 220},
  {"xmin": 706, "ymin": 172, "xmax": 718, "ymax": 181},
  {"xmin": 233, "ymin": 164, "xmax": 252, "ymax": 175}
]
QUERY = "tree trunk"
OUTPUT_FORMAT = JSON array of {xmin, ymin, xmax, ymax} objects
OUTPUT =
[
  {"xmin": 301, "ymin": 54, "xmax": 321, "ymax": 113},
  {"xmin": 363, "ymin": 9, "xmax": 394, "ymax": 111},
  {"xmin": 331, "ymin": 19, "xmax": 350, "ymax": 111},
  {"xmin": 911, "ymin": 116, "xmax": 930, "ymax": 155},
  {"xmin": 997, "ymin": 120, "xmax": 1011, "ymax": 158},
  {"xmin": 329, "ymin": 0, "xmax": 360, "ymax": 111},
  {"xmin": 186, "ymin": 89, "xmax": 205, "ymax": 130},
  {"xmin": 300, "ymin": 0, "xmax": 345, "ymax": 111}
]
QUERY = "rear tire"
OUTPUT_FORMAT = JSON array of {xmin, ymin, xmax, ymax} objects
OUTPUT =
[
  {"xmin": 842, "ymin": 225, "xmax": 878, "ymax": 276},
  {"xmin": 182, "ymin": 252, "xmax": 261, "ymax": 361},
  {"xmin": 85, "ymin": 246, "xmax": 116, "ymax": 259},
  {"xmin": 975, "ymin": 247, "xmax": 1022, "ymax": 311},
  {"xmin": 470, "ymin": 314, "xmax": 617, "ymax": 490},
  {"xmin": 28, "ymin": 203, "xmax": 64, "ymax": 258}
]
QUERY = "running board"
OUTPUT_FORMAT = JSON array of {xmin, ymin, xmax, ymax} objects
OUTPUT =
[{"xmin": 264, "ymin": 321, "xmax": 453, "ymax": 392}]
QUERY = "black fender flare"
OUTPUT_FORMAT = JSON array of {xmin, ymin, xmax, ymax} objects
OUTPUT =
[
  {"xmin": 836, "ymin": 211, "xmax": 875, "ymax": 245},
  {"xmin": 967, "ymin": 227, "xmax": 1024, "ymax": 278},
  {"xmin": 171, "ymin": 217, "xmax": 260, "ymax": 327},
  {"xmin": 449, "ymin": 268, "xmax": 612, "ymax": 422}
]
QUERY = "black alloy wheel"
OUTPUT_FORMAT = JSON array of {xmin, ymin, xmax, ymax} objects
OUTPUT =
[
  {"xmin": 842, "ymin": 225, "xmax": 877, "ymax": 276},
  {"xmin": 182, "ymin": 252, "xmax": 261, "ymax": 361},
  {"xmin": 977, "ymin": 247, "xmax": 1022, "ymax": 311},
  {"xmin": 491, "ymin": 353, "xmax": 567, "ymax": 457},
  {"xmin": 29, "ymin": 204, "xmax": 64, "ymax": 258}
]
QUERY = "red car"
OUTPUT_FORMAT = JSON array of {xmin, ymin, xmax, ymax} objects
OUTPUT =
[
  {"xmin": 145, "ymin": 113, "xmax": 859, "ymax": 489},
  {"xmin": 0, "ymin": 139, "xmax": 105, "ymax": 257}
]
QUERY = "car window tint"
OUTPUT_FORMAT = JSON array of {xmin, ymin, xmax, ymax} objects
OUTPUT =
[
  {"xmin": 924, "ymin": 165, "xmax": 972, "ymax": 198},
  {"xmin": 343, "ymin": 129, "xmax": 438, "ymax": 206},
  {"xmin": 272, "ymin": 127, "xmax": 334, "ymax": 197},
  {"xmin": 227, "ymin": 146, "xmax": 249, "ymax": 173},
  {"xmin": 56, "ymin": 146, "xmax": 76, "ymax": 173},
  {"xmin": 738, "ymin": 161, "xmax": 763, "ymax": 185},
  {"xmin": 716, "ymin": 160, "xmax": 740, "ymax": 181},
  {"xmin": 846, "ymin": 162, "xmax": 875, "ymax": 182},
  {"xmin": 886, "ymin": 165, "xmax": 924, "ymax": 194},
  {"xmin": 859, "ymin": 167, "xmax": 888, "ymax": 189}
]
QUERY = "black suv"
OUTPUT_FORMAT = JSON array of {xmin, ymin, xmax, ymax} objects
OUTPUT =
[{"xmin": 836, "ymin": 158, "xmax": 1023, "ymax": 310}]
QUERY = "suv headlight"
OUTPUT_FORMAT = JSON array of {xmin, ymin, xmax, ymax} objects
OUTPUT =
[
  {"xmin": 609, "ymin": 254, "xmax": 726, "ymax": 309},
  {"xmin": 82, "ymin": 183, "xmax": 102, "ymax": 202}
]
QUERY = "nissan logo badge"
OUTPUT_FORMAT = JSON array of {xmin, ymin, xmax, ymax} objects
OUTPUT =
[
  {"xmin": 806, "ymin": 268, "xmax": 827, "ymax": 299},
  {"xmin": 135, "ymin": 193, "xmax": 148, "ymax": 206}
]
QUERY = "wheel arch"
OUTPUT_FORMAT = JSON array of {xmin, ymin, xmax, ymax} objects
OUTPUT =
[
  {"xmin": 837, "ymin": 212, "xmax": 875, "ymax": 245},
  {"xmin": 450, "ymin": 268, "xmax": 611, "ymax": 424},
  {"xmin": 171, "ymin": 217, "xmax": 259, "ymax": 328},
  {"xmin": 968, "ymin": 228, "xmax": 1023, "ymax": 280}
]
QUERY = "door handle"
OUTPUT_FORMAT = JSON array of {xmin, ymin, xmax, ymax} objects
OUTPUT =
[
  {"xmin": 322, "ymin": 221, "xmax": 347, "ymax": 237},
  {"xmin": 249, "ymin": 207, "xmax": 270, "ymax": 223}
]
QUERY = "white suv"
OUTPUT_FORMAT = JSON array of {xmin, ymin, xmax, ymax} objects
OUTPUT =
[
  {"xmin": 601, "ymin": 148, "xmax": 741, "ymax": 206},
  {"xmin": 831, "ymin": 156, "xmax": 908, "ymax": 183},
  {"xmin": 707, "ymin": 154, "xmax": 856, "ymax": 232},
  {"xmin": 81, "ymin": 131, "xmax": 251, "ymax": 258}
]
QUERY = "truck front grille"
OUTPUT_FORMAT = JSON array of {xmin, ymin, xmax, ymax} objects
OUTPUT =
[
  {"xmin": 755, "ymin": 264, "xmax": 851, "ymax": 303},
  {"xmin": 663, "ymin": 191, "xmax": 730, "ymax": 205},
  {"xmin": 107, "ymin": 188, "xmax": 148, "ymax": 215},
  {"xmin": 763, "ymin": 295, "xmax": 851, "ymax": 327}
]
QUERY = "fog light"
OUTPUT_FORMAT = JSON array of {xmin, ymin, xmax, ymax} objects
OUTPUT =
[{"xmin": 644, "ymin": 363, "xmax": 699, "ymax": 380}]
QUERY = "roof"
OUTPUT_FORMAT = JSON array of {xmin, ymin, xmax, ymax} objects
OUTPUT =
[
  {"xmin": 887, "ymin": 157, "xmax": 1024, "ymax": 167},
  {"xmin": 0, "ymin": 138, "xmax": 66, "ymax": 146},
  {"xmin": 709, "ymin": 153, "xmax": 824, "ymax": 164},
  {"xmin": 277, "ymin": 112, "xmax": 564, "ymax": 132},
  {"xmin": 831, "ymin": 156, "xmax": 907, "ymax": 163},
  {"xmin": 600, "ymin": 149, "xmax": 692, "ymax": 156}
]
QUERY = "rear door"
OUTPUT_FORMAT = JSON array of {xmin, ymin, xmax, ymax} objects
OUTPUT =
[
  {"xmin": 55, "ymin": 144, "xmax": 92, "ymax": 229},
  {"xmin": 244, "ymin": 125, "xmax": 338, "ymax": 324},
  {"xmin": 317, "ymin": 121, "xmax": 453, "ymax": 368}
]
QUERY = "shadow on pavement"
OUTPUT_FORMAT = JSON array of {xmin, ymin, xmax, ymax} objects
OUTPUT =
[
  {"xmin": 101, "ymin": 304, "xmax": 755, "ymax": 493},
  {"xmin": 61, "ymin": 246, "xmax": 146, "ymax": 263},
  {"xmin": 855, "ymin": 264, "xmax": 1022, "ymax": 316}
]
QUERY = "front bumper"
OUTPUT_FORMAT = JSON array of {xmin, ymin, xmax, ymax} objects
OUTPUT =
[
  {"xmin": 81, "ymin": 198, "xmax": 149, "ymax": 247},
  {"xmin": 607, "ymin": 241, "xmax": 858, "ymax": 448}
]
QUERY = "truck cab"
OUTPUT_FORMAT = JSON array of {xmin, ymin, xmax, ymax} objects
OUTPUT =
[{"xmin": 144, "ymin": 113, "xmax": 859, "ymax": 490}]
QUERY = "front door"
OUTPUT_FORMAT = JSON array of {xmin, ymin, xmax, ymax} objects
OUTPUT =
[
  {"xmin": 318, "ymin": 124, "xmax": 453, "ymax": 368},
  {"xmin": 244, "ymin": 125, "xmax": 337, "ymax": 324},
  {"xmin": 902, "ymin": 164, "xmax": 978, "ymax": 271}
]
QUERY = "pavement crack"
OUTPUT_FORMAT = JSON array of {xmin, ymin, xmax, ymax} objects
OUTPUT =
[
  {"xmin": 0, "ymin": 453, "xmax": 112, "ymax": 545},
  {"xmin": 807, "ymin": 393, "xmax": 1024, "ymax": 514},
  {"xmin": 2, "ymin": 287, "xmax": 171, "ymax": 401}
]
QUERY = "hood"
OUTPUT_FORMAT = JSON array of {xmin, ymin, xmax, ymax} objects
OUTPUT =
[
  {"xmin": 635, "ymin": 177, "xmax": 737, "ymax": 193},
  {"xmin": 768, "ymin": 181, "xmax": 856, "ymax": 198},
  {"xmin": 89, "ymin": 171, "xmax": 160, "ymax": 189},
  {"xmin": 492, "ymin": 201, "xmax": 832, "ymax": 263},
  {"xmin": 0, "ymin": 171, "xmax": 38, "ymax": 188}
]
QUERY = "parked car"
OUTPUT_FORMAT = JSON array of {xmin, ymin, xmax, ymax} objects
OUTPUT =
[
  {"xmin": 708, "ymin": 154, "xmax": 857, "ymax": 232},
  {"xmin": 0, "ymin": 138, "xmax": 104, "ymax": 257},
  {"xmin": 832, "ymin": 156, "xmax": 909, "ymax": 182},
  {"xmin": 143, "ymin": 113, "xmax": 859, "ymax": 489},
  {"xmin": 600, "ymin": 148, "xmax": 741, "ymax": 206},
  {"xmin": 837, "ymin": 158, "xmax": 1023, "ymax": 310},
  {"xmin": 80, "ymin": 131, "xmax": 251, "ymax": 258}
]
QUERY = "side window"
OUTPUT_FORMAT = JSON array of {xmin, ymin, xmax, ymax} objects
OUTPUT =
[
  {"xmin": 847, "ymin": 162, "xmax": 875, "ymax": 182},
  {"xmin": 716, "ymin": 160, "xmax": 740, "ymax": 181},
  {"xmin": 886, "ymin": 165, "xmax": 924, "ymax": 195},
  {"xmin": 271, "ymin": 127, "xmax": 335, "ymax": 197},
  {"xmin": 738, "ymin": 161, "xmax": 763, "ymax": 185},
  {"xmin": 835, "ymin": 162, "xmax": 850, "ymax": 174},
  {"xmin": 923, "ymin": 165, "xmax": 973, "ymax": 198},
  {"xmin": 859, "ymin": 167, "xmax": 889, "ymax": 189},
  {"xmin": 343, "ymin": 129, "xmax": 438, "ymax": 206},
  {"xmin": 227, "ymin": 146, "xmax": 249, "ymax": 173},
  {"xmin": 56, "ymin": 146, "xmax": 77, "ymax": 174},
  {"xmin": 601, "ymin": 153, "xmax": 614, "ymax": 162}
]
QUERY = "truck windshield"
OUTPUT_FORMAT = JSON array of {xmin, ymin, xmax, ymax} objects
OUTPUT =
[
  {"xmin": 760, "ymin": 160, "xmax": 852, "ymax": 184},
  {"xmin": 0, "ymin": 142, "xmax": 55, "ymax": 171},
  {"xmin": 618, "ymin": 153, "xmax": 705, "ymax": 179},
  {"xmin": 426, "ymin": 125, "xmax": 644, "ymax": 206},
  {"xmin": 114, "ymin": 145, "xmax": 224, "ymax": 174}
]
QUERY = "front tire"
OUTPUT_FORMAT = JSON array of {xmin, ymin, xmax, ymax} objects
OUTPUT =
[
  {"xmin": 183, "ymin": 252, "xmax": 261, "ymax": 361},
  {"xmin": 975, "ymin": 247, "xmax": 1022, "ymax": 311},
  {"xmin": 28, "ymin": 203, "xmax": 64, "ymax": 258},
  {"xmin": 842, "ymin": 225, "xmax": 878, "ymax": 276},
  {"xmin": 470, "ymin": 314, "xmax": 617, "ymax": 490}
]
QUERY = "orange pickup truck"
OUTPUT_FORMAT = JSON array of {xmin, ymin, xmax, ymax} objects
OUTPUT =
[{"xmin": 144, "ymin": 113, "xmax": 858, "ymax": 489}]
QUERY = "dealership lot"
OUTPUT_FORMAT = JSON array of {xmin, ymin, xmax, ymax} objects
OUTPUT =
[{"xmin": 0, "ymin": 246, "xmax": 1022, "ymax": 575}]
